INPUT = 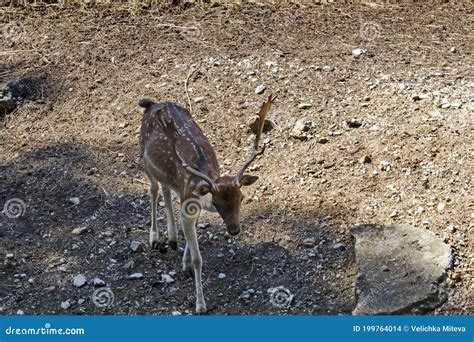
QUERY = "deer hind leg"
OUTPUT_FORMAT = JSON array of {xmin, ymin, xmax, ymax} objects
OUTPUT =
[
  {"xmin": 180, "ymin": 211, "xmax": 206, "ymax": 314},
  {"xmin": 162, "ymin": 186, "xmax": 177, "ymax": 250},
  {"xmin": 148, "ymin": 178, "xmax": 160, "ymax": 249}
]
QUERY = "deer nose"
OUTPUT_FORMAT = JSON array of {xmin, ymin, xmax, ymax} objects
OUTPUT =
[{"xmin": 226, "ymin": 224, "xmax": 240, "ymax": 236}]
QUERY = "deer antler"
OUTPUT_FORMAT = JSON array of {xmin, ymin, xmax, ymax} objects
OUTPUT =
[
  {"xmin": 156, "ymin": 109, "xmax": 218, "ymax": 192},
  {"xmin": 234, "ymin": 94, "xmax": 276, "ymax": 187}
]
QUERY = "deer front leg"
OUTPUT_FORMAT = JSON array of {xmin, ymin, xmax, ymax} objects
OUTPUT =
[
  {"xmin": 148, "ymin": 179, "xmax": 160, "ymax": 249},
  {"xmin": 162, "ymin": 187, "xmax": 177, "ymax": 250},
  {"xmin": 180, "ymin": 211, "xmax": 206, "ymax": 314}
]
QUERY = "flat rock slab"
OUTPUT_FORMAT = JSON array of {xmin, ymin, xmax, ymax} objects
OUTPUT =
[{"xmin": 351, "ymin": 224, "xmax": 452, "ymax": 315}]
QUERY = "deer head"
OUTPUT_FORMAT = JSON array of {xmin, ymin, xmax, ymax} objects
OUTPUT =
[{"xmin": 160, "ymin": 95, "xmax": 276, "ymax": 236}]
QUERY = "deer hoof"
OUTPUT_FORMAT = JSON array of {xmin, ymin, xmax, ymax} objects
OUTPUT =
[
  {"xmin": 183, "ymin": 266, "xmax": 194, "ymax": 278},
  {"xmin": 168, "ymin": 240, "xmax": 177, "ymax": 251},
  {"xmin": 196, "ymin": 304, "xmax": 207, "ymax": 315}
]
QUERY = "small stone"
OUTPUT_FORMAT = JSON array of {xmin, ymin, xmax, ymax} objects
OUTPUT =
[
  {"xmin": 352, "ymin": 48, "xmax": 366, "ymax": 57},
  {"xmin": 218, "ymin": 273, "xmax": 226, "ymax": 279},
  {"xmin": 449, "ymin": 47, "xmax": 456, "ymax": 53},
  {"xmin": 16, "ymin": 310, "xmax": 24, "ymax": 315},
  {"xmin": 446, "ymin": 225, "xmax": 456, "ymax": 233},
  {"xmin": 380, "ymin": 161, "xmax": 391, "ymax": 171},
  {"xmin": 437, "ymin": 203, "xmax": 446, "ymax": 212},
  {"xmin": 255, "ymin": 85, "xmax": 266, "ymax": 94},
  {"xmin": 359, "ymin": 155, "xmax": 372, "ymax": 164},
  {"xmin": 158, "ymin": 201, "xmax": 165, "ymax": 207},
  {"xmin": 93, "ymin": 277, "xmax": 105, "ymax": 286},
  {"xmin": 239, "ymin": 291, "xmax": 251, "ymax": 300},
  {"xmin": 291, "ymin": 118, "xmax": 313, "ymax": 140},
  {"xmin": 381, "ymin": 265, "xmax": 390, "ymax": 272},
  {"xmin": 129, "ymin": 241, "xmax": 143, "ymax": 252},
  {"xmin": 317, "ymin": 137, "xmax": 329, "ymax": 144},
  {"xmin": 72, "ymin": 227, "xmax": 88, "ymax": 235},
  {"xmin": 128, "ymin": 272, "xmax": 143, "ymax": 279},
  {"xmin": 73, "ymin": 274, "xmax": 86, "ymax": 288},
  {"xmin": 6, "ymin": 253, "xmax": 14, "ymax": 259},
  {"xmin": 302, "ymin": 238, "xmax": 316, "ymax": 248},
  {"xmin": 61, "ymin": 300, "xmax": 71, "ymax": 310},
  {"xmin": 78, "ymin": 298, "xmax": 85, "ymax": 305},
  {"xmin": 162, "ymin": 274, "xmax": 175, "ymax": 284},
  {"xmin": 298, "ymin": 103, "xmax": 312, "ymax": 109},
  {"xmin": 398, "ymin": 83, "xmax": 407, "ymax": 90},
  {"xmin": 389, "ymin": 210, "xmax": 398, "ymax": 218},
  {"xmin": 194, "ymin": 96, "xmax": 205, "ymax": 104},
  {"xmin": 68, "ymin": 197, "xmax": 80, "ymax": 205},
  {"xmin": 333, "ymin": 243, "xmax": 346, "ymax": 251},
  {"xmin": 172, "ymin": 310, "xmax": 182, "ymax": 316},
  {"xmin": 197, "ymin": 223, "xmax": 210, "ymax": 229},
  {"xmin": 412, "ymin": 94, "xmax": 429, "ymax": 101},
  {"xmin": 344, "ymin": 119, "xmax": 362, "ymax": 128}
]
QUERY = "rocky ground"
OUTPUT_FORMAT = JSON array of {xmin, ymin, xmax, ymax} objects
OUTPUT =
[{"xmin": 0, "ymin": 2, "xmax": 472, "ymax": 315}]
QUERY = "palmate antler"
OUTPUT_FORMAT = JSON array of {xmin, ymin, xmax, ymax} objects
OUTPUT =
[
  {"xmin": 234, "ymin": 94, "xmax": 276, "ymax": 187},
  {"xmin": 156, "ymin": 108, "xmax": 218, "ymax": 191}
]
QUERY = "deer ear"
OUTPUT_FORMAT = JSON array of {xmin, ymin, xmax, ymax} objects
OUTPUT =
[
  {"xmin": 193, "ymin": 181, "xmax": 213, "ymax": 196},
  {"xmin": 239, "ymin": 174, "xmax": 259, "ymax": 186}
]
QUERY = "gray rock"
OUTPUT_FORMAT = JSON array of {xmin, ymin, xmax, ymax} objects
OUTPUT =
[
  {"xmin": 351, "ymin": 224, "xmax": 452, "ymax": 314},
  {"xmin": 298, "ymin": 103, "xmax": 312, "ymax": 109},
  {"xmin": 352, "ymin": 48, "xmax": 366, "ymax": 57},
  {"xmin": 61, "ymin": 300, "xmax": 71, "ymax": 310},
  {"xmin": 291, "ymin": 118, "xmax": 313, "ymax": 140},
  {"xmin": 333, "ymin": 243, "xmax": 346, "ymax": 251},
  {"xmin": 73, "ymin": 274, "xmax": 86, "ymax": 288},
  {"xmin": 162, "ymin": 274, "xmax": 175, "ymax": 284},
  {"xmin": 302, "ymin": 238, "xmax": 316, "ymax": 248},
  {"xmin": 93, "ymin": 277, "xmax": 105, "ymax": 286},
  {"xmin": 128, "ymin": 272, "xmax": 143, "ymax": 279},
  {"xmin": 255, "ymin": 85, "xmax": 266, "ymax": 94},
  {"xmin": 129, "ymin": 240, "xmax": 143, "ymax": 252}
]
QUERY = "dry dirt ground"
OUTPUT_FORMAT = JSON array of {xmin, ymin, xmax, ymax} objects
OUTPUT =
[{"xmin": 0, "ymin": 2, "xmax": 472, "ymax": 315}]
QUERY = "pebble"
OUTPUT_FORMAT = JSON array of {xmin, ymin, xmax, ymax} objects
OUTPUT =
[
  {"xmin": 317, "ymin": 137, "xmax": 329, "ymax": 144},
  {"xmin": 197, "ymin": 223, "xmax": 210, "ymax": 229},
  {"xmin": 72, "ymin": 227, "xmax": 87, "ymax": 235},
  {"xmin": 359, "ymin": 155, "xmax": 372, "ymax": 164},
  {"xmin": 255, "ymin": 85, "xmax": 266, "ymax": 94},
  {"xmin": 447, "ymin": 225, "xmax": 456, "ymax": 233},
  {"xmin": 16, "ymin": 310, "xmax": 24, "ymax": 315},
  {"xmin": 333, "ymin": 243, "xmax": 346, "ymax": 252},
  {"xmin": 93, "ymin": 277, "xmax": 105, "ymax": 286},
  {"xmin": 172, "ymin": 310, "xmax": 182, "ymax": 316},
  {"xmin": 218, "ymin": 273, "xmax": 226, "ymax": 279},
  {"xmin": 73, "ymin": 274, "xmax": 86, "ymax": 288},
  {"xmin": 379, "ymin": 161, "xmax": 391, "ymax": 171},
  {"xmin": 194, "ymin": 96, "xmax": 205, "ymax": 104},
  {"xmin": 352, "ymin": 48, "xmax": 366, "ymax": 57},
  {"xmin": 437, "ymin": 202, "xmax": 446, "ymax": 212},
  {"xmin": 129, "ymin": 241, "xmax": 143, "ymax": 252},
  {"xmin": 68, "ymin": 197, "xmax": 80, "ymax": 205},
  {"xmin": 78, "ymin": 298, "xmax": 85, "ymax": 305},
  {"xmin": 389, "ymin": 210, "xmax": 398, "ymax": 218},
  {"xmin": 302, "ymin": 238, "xmax": 316, "ymax": 248},
  {"xmin": 291, "ymin": 118, "xmax": 313, "ymax": 140},
  {"xmin": 162, "ymin": 274, "xmax": 175, "ymax": 284},
  {"xmin": 298, "ymin": 103, "xmax": 312, "ymax": 109},
  {"xmin": 449, "ymin": 47, "xmax": 456, "ymax": 53},
  {"xmin": 128, "ymin": 272, "xmax": 143, "ymax": 279},
  {"xmin": 61, "ymin": 300, "xmax": 71, "ymax": 310}
]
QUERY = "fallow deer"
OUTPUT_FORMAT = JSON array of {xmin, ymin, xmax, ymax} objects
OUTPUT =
[{"xmin": 139, "ymin": 95, "xmax": 275, "ymax": 314}]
